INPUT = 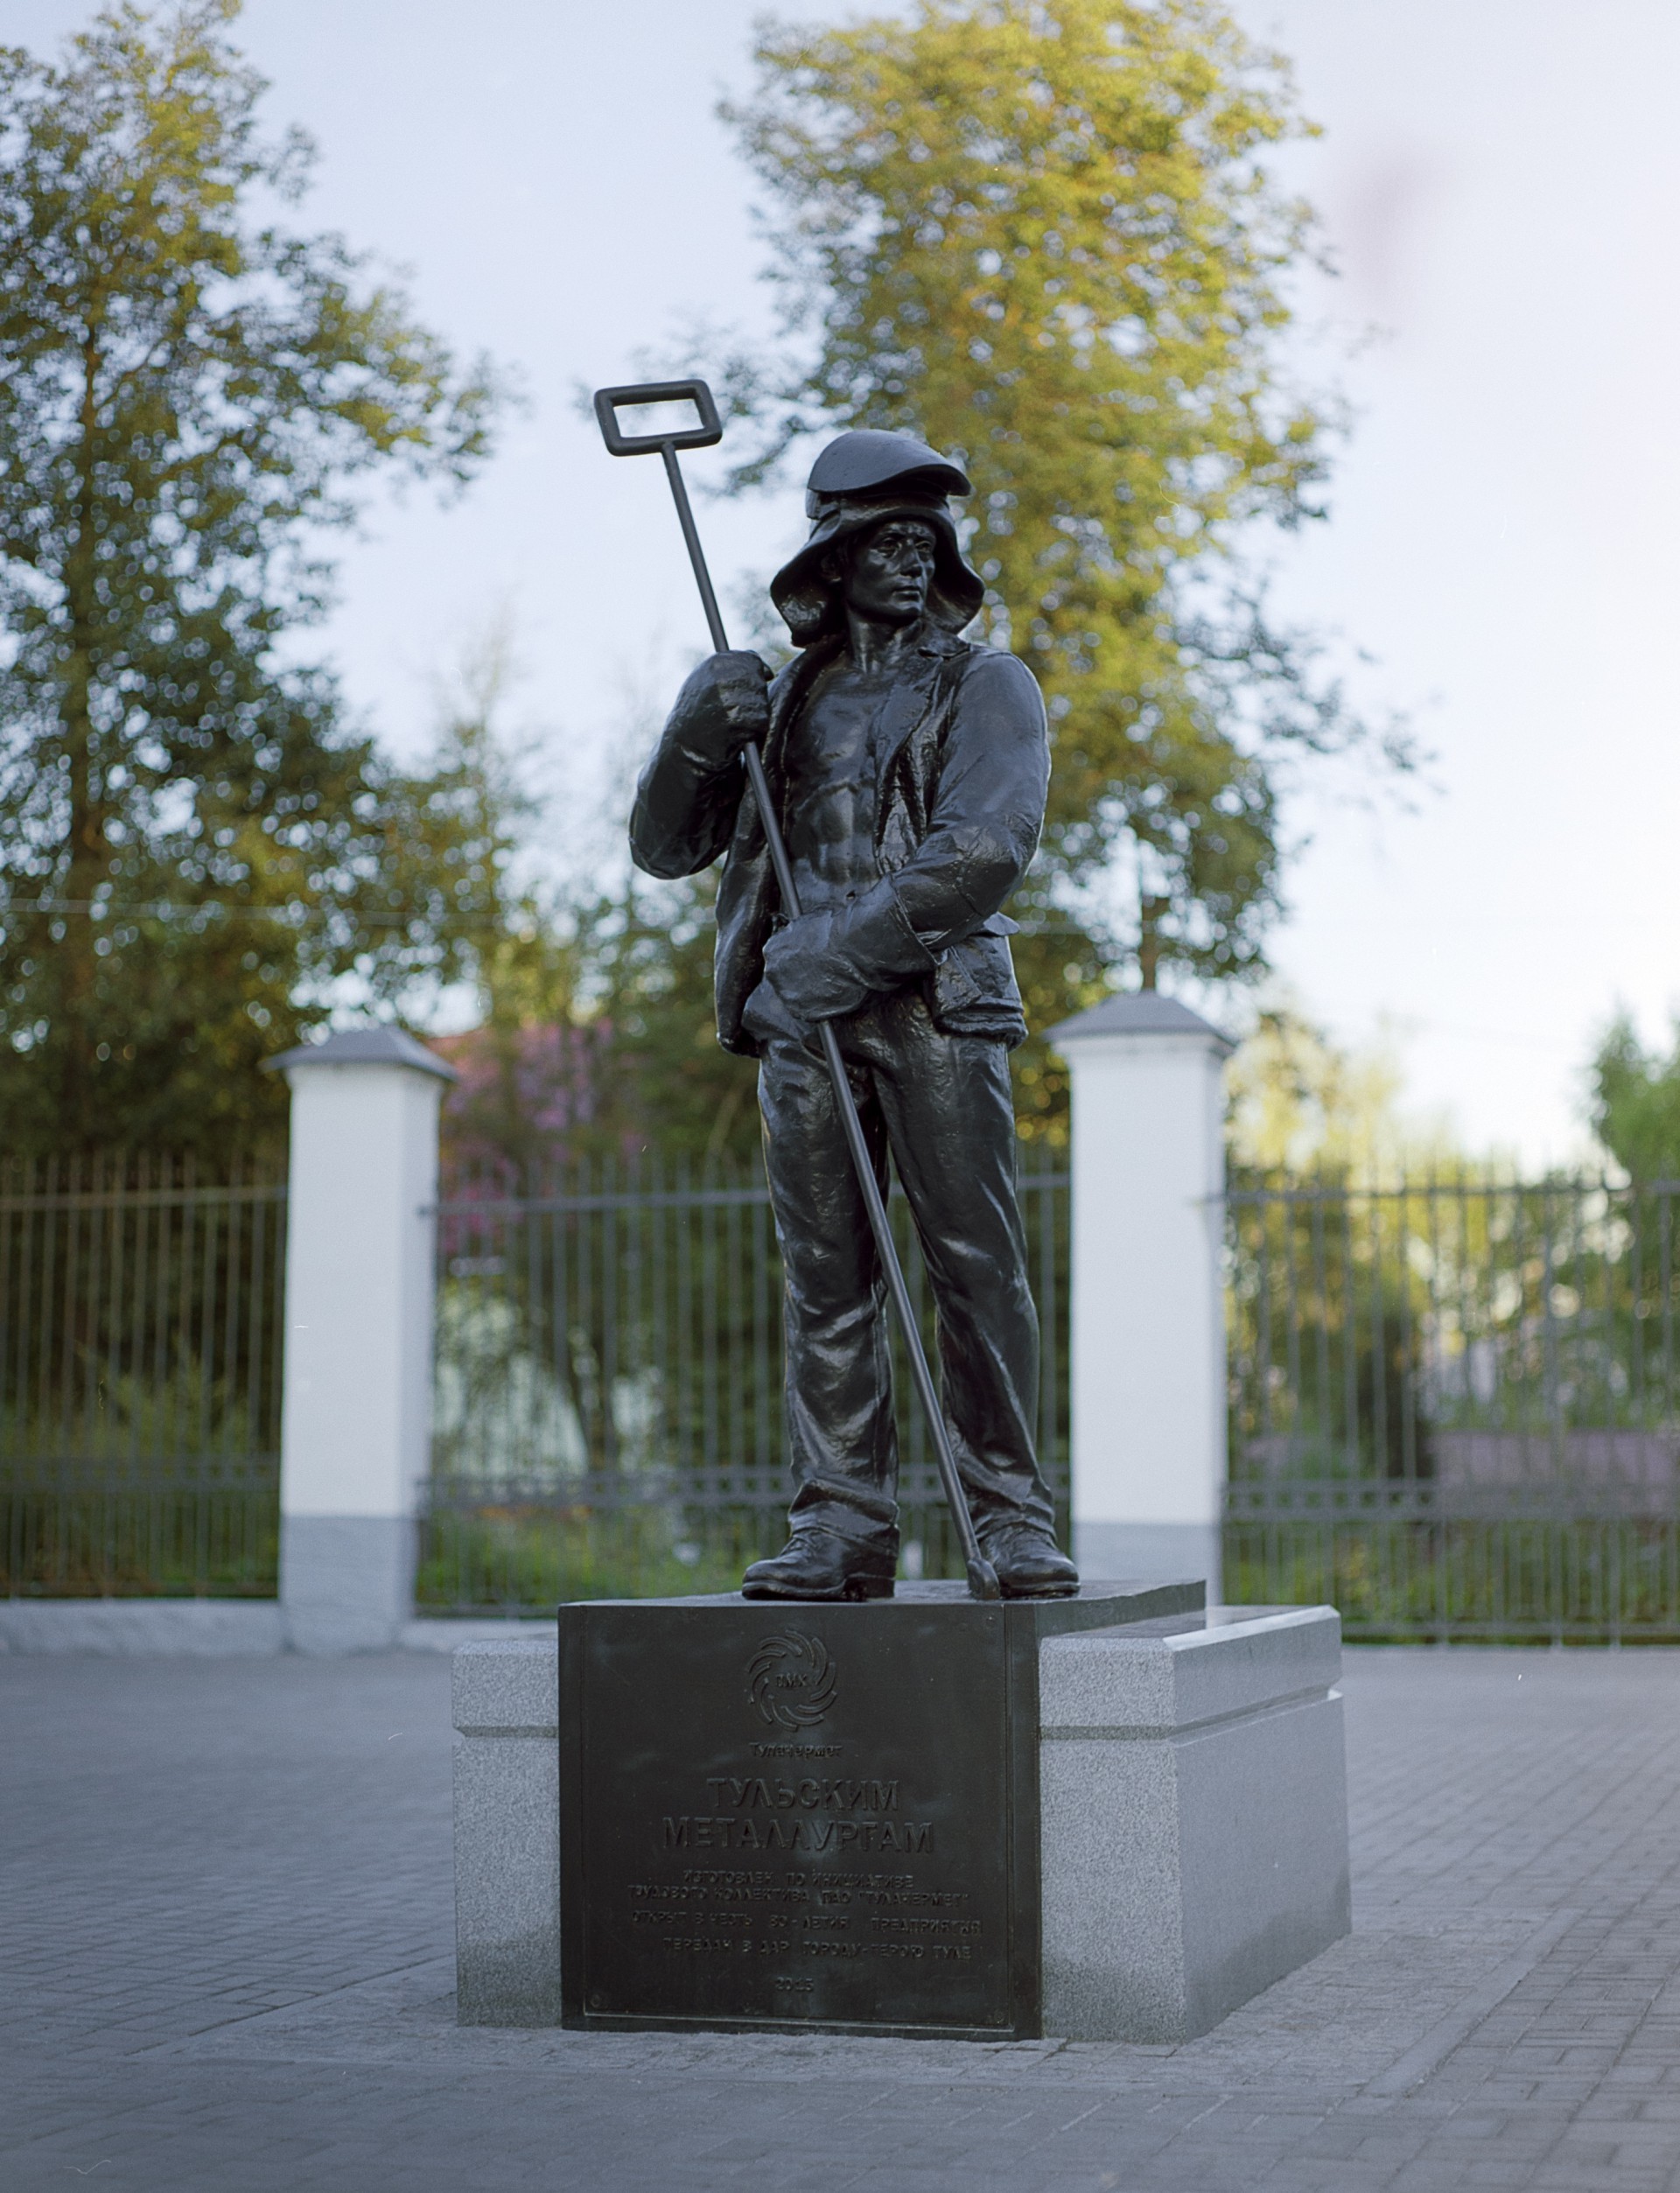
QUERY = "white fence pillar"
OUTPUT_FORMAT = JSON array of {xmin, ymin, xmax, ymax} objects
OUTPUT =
[
  {"xmin": 1048, "ymin": 995, "xmax": 1233, "ymax": 1592},
  {"xmin": 264, "ymin": 1027, "xmax": 456, "ymax": 1652}
]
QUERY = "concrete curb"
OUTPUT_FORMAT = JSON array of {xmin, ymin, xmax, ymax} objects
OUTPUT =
[{"xmin": 0, "ymin": 1601, "xmax": 556, "ymax": 1656}]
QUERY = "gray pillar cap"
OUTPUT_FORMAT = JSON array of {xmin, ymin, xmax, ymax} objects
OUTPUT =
[
  {"xmin": 262, "ymin": 1026, "xmax": 458, "ymax": 1082},
  {"xmin": 1046, "ymin": 993, "xmax": 1235, "ymax": 1056}
]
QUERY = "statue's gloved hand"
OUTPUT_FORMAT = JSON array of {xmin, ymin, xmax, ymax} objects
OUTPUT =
[
  {"xmin": 760, "ymin": 911, "xmax": 872, "ymax": 1026},
  {"xmin": 742, "ymin": 977, "xmax": 811, "ymax": 1050},
  {"xmin": 675, "ymin": 650, "xmax": 772, "ymax": 768}
]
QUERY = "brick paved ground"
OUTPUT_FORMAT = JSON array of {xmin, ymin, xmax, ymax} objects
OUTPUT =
[{"xmin": 3, "ymin": 1645, "xmax": 1679, "ymax": 2192}]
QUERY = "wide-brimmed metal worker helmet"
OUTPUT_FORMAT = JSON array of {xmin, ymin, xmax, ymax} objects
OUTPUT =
[{"xmin": 770, "ymin": 430, "xmax": 984, "ymax": 646}]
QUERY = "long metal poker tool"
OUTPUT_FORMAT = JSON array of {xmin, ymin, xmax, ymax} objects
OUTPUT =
[{"xmin": 594, "ymin": 379, "xmax": 1001, "ymax": 1602}]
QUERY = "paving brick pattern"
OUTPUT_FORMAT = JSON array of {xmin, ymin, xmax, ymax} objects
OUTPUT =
[{"xmin": 3, "ymin": 1647, "xmax": 1679, "ymax": 2190}]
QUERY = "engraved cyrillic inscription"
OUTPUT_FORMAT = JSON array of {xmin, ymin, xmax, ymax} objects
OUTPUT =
[
  {"xmin": 569, "ymin": 1601, "xmax": 1017, "ymax": 2032},
  {"xmin": 703, "ymin": 1775, "xmax": 899, "ymax": 1812},
  {"xmin": 662, "ymin": 1814, "xmax": 933, "ymax": 1853}
]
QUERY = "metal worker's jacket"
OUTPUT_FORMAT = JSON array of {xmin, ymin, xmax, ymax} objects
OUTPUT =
[{"xmin": 629, "ymin": 627, "xmax": 1050, "ymax": 1058}]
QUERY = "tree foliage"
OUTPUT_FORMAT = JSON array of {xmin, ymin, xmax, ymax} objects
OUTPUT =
[
  {"xmin": 1592, "ymin": 1016, "xmax": 1680, "ymax": 1183},
  {"xmin": 437, "ymin": 870, "xmax": 762, "ymax": 1181},
  {"xmin": 715, "ymin": 0, "xmax": 1410, "ymax": 1092},
  {"xmin": 0, "ymin": 1, "xmax": 500, "ymax": 1155},
  {"xmin": 1225, "ymin": 1002, "xmax": 1468, "ymax": 1185},
  {"xmin": 421, "ymin": 637, "xmax": 762, "ymax": 1182}
]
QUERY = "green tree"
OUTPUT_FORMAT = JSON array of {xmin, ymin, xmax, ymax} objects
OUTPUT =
[
  {"xmin": 710, "ymin": 0, "xmax": 1410, "ymax": 1133},
  {"xmin": 1592, "ymin": 1014, "xmax": 1680, "ymax": 1182},
  {"xmin": 582, "ymin": 868, "xmax": 762, "ymax": 1166},
  {"xmin": 416, "ymin": 638, "xmax": 762, "ymax": 1181},
  {"xmin": 1226, "ymin": 1002, "xmax": 1470, "ymax": 1184},
  {"xmin": 0, "ymin": 1, "xmax": 499, "ymax": 1157}
]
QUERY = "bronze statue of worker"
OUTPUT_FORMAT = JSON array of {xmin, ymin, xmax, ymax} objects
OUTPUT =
[{"xmin": 631, "ymin": 430, "xmax": 1079, "ymax": 1602}]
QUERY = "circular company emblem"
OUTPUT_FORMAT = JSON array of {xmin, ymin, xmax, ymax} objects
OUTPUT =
[{"xmin": 746, "ymin": 1629, "xmax": 838, "ymax": 1730}]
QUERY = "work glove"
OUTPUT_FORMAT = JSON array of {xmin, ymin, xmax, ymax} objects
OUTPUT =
[
  {"xmin": 760, "ymin": 911, "xmax": 874, "ymax": 1027},
  {"xmin": 668, "ymin": 650, "xmax": 772, "ymax": 771},
  {"xmin": 741, "ymin": 976, "xmax": 812, "ymax": 1050}
]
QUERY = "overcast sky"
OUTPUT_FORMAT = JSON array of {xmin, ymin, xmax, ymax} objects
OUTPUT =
[{"xmin": 7, "ymin": 0, "xmax": 1679, "ymax": 1164}]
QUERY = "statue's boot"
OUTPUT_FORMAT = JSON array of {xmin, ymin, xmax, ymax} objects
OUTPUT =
[
  {"xmin": 978, "ymin": 1521, "xmax": 1080, "ymax": 1599},
  {"xmin": 740, "ymin": 1527, "xmax": 895, "ymax": 1601}
]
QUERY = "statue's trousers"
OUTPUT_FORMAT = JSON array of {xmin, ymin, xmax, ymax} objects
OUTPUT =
[{"xmin": 758, "ymin": 988, "xmax": 1056, "ymax": 1550}]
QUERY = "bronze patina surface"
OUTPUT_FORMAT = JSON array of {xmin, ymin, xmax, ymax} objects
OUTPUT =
[
  {"xmin": 558, "ymin": 1580, "xmax": 1201, "ymax": 2039},
  {"xmin": 628, "ymin": 427, "xmax": 1076, "ymax": 1602}
]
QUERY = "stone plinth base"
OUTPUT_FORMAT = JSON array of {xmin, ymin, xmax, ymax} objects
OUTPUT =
[
  {"xmin": 452, "ymin": 1594, "xmax": 1348, "ymax": 2042},
  {"xmin": 1040, "ymin": 1605, "xmax": 1349, "ymax": 2041},
  {"xmin": 453, "ymin": 1636, "xmax": 564, "ymax": 2026}
]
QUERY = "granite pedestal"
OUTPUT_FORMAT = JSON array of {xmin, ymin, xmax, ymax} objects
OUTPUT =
[{"xmin": 452, "ymin": 1589, "xmax": 1348, "ymax": 2042}]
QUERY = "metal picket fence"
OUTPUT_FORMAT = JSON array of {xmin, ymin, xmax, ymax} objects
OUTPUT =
[
  {"xmin": 1224, "ymin": 1173, "xmax": 1680, "ymax": 1642},
  {"xmin": 420, "ymin": 1153, "xmax": 1072, "ymax": 1609},
  {"xmin": 0, "ymin": 1153, "xmax": 286, "ymax": 1598},
  {"xmin": 11, "ymin": 1140, "xmax": 1677, "ymax": 1639}
]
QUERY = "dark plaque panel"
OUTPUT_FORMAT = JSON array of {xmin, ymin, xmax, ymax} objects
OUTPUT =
[{"xmin": 559, "ymin": 1579, "xmax": 1200, "ymax": 2040}]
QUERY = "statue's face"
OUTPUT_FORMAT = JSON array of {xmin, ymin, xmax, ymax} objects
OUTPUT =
[{"xmin": 841, "ymin": 518, "xmax": 937, "ymax": 626}]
